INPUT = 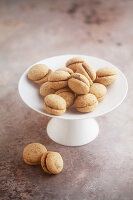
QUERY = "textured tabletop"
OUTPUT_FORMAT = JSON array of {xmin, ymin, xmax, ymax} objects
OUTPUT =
[{"xmin": 0, "ymin": 0, "xmax": 133, "ymax": 200}]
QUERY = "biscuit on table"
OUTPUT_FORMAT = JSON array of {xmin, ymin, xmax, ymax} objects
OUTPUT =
[
  {"xmin": 44, "ymin": 94, "xmax": 66, "ymax": 115},
  {"xmin": 48, "ymin": 71, "xmax": 70, "ymax": 89},
  {"xmin": 89, "ymin": 83, "xmax": 107, "ymax": 102},
  {"xmin": 76, "ymin": 62, "xmax": 96, "ymax": 85},
  {"xmin": 68, "ymin": 73, "xmax": 90, "ymax": 95},
  {"xmin": 55, "ymin": 87, "xmax": 75, "ymax": 108},
  {"xmin": 74, "ymin": 93, "xmax": 98, "ymax": 113},
  {"xmin": 40, "ymin": 82, "xmax": 57, "ymax": 97},
  {"xmin": 23, "ymin": 143, "xmax": 47, "ymax": 165},
  {"xmin": 66, "ymin": 57, "xmax": 85, "ymax": 72},
  {"xmin": 95, "ymin": 67, "xmax": 117, "ymax": 86},
  {"xmin": 41, "ymin": 151, "xmax": 63, "ymax": 174},
  {"xmin": 27, "ymin": 64, "xmax": 52, "ymax": 84}
]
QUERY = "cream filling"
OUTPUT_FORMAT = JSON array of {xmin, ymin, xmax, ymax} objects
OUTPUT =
[
  {"xmin": 97, "ymin": 75, "xmax": 116, "ymax": 78},
  {"xmin": 72, "ymin": 77, "xmax": 87, "ymax": 85},
  {"xmin": 49, "ymin": 80, "xmax": 67, "ymax": 82},
  {"xmin": 67, "ymin": 61, "xmax": 83, "ymax": 67},
  {"xmin": 44, "ymin": 154, "xmax": 51, "ymax": 173},
  {"xmin": 82, "ymin": 64, "xmax": 93, "ymax": 80},
  {"xmin": 45, "ymin": 103, "xmax": 65, "ymax": 111}
]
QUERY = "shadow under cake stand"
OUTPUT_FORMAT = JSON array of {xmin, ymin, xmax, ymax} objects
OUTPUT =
[{"xmin": 18, "ymin": 55, "xmax": 128, "ymax": 146}]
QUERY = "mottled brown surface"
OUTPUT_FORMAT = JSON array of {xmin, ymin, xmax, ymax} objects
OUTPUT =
[{"xmin": 0, "ymin": 0, "xmax": 133, "ymax": 199}]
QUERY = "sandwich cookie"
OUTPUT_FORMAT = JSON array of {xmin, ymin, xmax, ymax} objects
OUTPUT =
[
  {"xmin": 68, "ymin": 73, "xmax": 90, "ymax": 95},
  {"xmin": 40, "ymin": 82, "xmax": 57, "ymax": 97},
  {"xmin": 95, "ymin": 67, "xmax": 117, "ymax": 86},
  {"xmin": 66, "ymin": 57, "xmax": 85, "ymax": 72},
  {"xmin": 74, "ymin": 93, "xmax": 98, "ymax": 113},
  {"xmin": 44, "ymin": 94, "xmax": 66, "ymax": 115},
  {"xmin": 55, "ymin": 88, "xmax": 75, "ymax": 108},
  {"xmin": 27, "ymin": 64, "xmax": 52, "ymax": 84},
  {"xmin": 41, "ymin": 151, "xmax": 63, "ymax": 175},
  {"xmin": 76, "ymin": 62, "xmax": 96, "ymax": 85},
  {"xmin": 23, "ymin": 143, "xmax": 47, "ymax": 165},
  {"xmin": 56, "ymin": 67, "xmax": 73, "ymax": 75},
  {"xmin": 48, "ymin": 71, "xmax": 70, "ymax": 89},
  {"xmin": 89, "ymin": 83, "xmax": 107, "ymax": 102}
]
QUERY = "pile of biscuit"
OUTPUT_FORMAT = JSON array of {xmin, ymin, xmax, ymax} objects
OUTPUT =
[
  {"xmin": 23, "ymin": 143, "xmax": 63, "ymax": 175},
  {"xmin": 28, "ymin": 57, "xmax": 117, "ymax": 115}
]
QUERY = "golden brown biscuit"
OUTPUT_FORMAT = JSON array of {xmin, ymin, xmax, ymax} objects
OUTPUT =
[
  {"xmin": 76, "ymin": 62, "xmax": 96, "ymax": 85},
  {"xmin": 89, "ymin": 83, "xmax": 107, "ymax": 102},
  {"xmin": 27, "ymin": 64, "xmax": 52, "ymax": 84},
  {"xmin": 34, "ymin": 70, "xmax": 52, "ymax": 84},
  {"xmin": 56, "ymin": 67, "xmax": 73, "ymax": 75},
  {"xmin": 44, "ymin": 94, "xmax": 66, "ymax": 115},
  {"xmin": 74, "ymin": 94, "xmax": 98, "ymax": 112},
  {"xmin": 23, "ymin": 143, "xmax": 47, "ymax": 165},
  {"xmin": 48, "ymin": 71, "xmax": 70, "ymax": 89},
  {"xmin": 41, "ymin": 151, "xmax": 63, "ymax": 175},
  {"xmin": 68, "ymin": 73, "xmax": 90, "ymax": 95},
  {"xmin": 95, "ymin": 67, "xmax": 117, "ymax": 86},
  {"xmin": 66, "ymin": 57, "xmax": 85, "ymax": 72},
  {"xmin": 55, "ymin": 88, "xmax": 75, "ymax": 108},
  {"xmin": 40, "ymin": 82, "xmax": 57, "ymax": 97}
]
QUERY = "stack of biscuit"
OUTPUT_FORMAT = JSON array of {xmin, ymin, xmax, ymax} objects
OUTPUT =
[{"xmin": 27, "ymin": 57, "xmax": 117, "ymax": 115}]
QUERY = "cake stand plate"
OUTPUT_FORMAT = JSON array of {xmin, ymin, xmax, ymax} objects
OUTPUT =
[
  {"xmin": 18, "ymin": 55, "xmax": 128, "ymax": 146},
  {"xmin": 47, "ymin": 118, "xmax": 99, "ymax": 146}
]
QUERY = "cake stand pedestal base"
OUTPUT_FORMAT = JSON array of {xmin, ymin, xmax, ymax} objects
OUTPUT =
[{"xmin": 47, "ymin": 118, "xmax": 99, "ymax": 146}]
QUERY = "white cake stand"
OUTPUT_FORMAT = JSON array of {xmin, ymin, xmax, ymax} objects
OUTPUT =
[{"xmin": 18, "ymin": 55, "xmax": 128, "ymax": 146}]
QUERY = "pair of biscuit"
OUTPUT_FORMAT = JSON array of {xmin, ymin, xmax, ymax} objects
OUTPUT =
[
  {"xmin": 44, "ymin": 89, "xmax": 75, "ymax": 116},
  {"xmin": 28, "ymin": 65, "xmax": 75, "ymax": 115},
  {"xmin": 44, "ymin": 88, "xmax": 75, "ymax": 115},
  {"xmin": 44, "ymin": 91, "xmax": 99, "ymax": 115},
  {"xmin": 66, "ymin": 57, "xmax": 96, "ymax": 86},
  {"xmin": 41, "ymin": 85, "xmax": 75, "ymax": 107},
  {"xmin": 40, "ymin": 69, "xmax": 75, "ymax": 115},
  {"xmin": 40, "ymin": 68, "xmax": 73, "ymax": 96},
  {"xmin": 72, "ymin": 83, "xmax": 107, "ymax": 113},
  {"xmin": 27, "ymin": 64, "xmax": 52, "ymax": 84},
  {"xmin": 68, "ymin": 73, "xmax": 90, "ymax": 95},
  {"xmin": 40, "ymin": 68, "xmax": 73, "ymax": 97},
  {"xmin": 41, "ymin": 151, "xmax": 63, "ymax": 174},
  {"xmin": 66, "ymin": 57, "xmax": 117, "ymax": 86},
  {"xmin": 95, "ymin": 67, "xmax": 117, "ymax": 86},
  {"xmin": 44, "ymin": 94, "xmax": 66, "ymax": 115},
  {"xmin": 23, "ymin": 143, "xmax": 63, "ymax": 175},
  {"xmin": 48, "ymin": 71, "xmax": 70, "ymax": 89},
  {"xmin": 74, "ymin": 93, "xmax": 98, "ymax": 113},
  {"xmin": 89, "ymin": 83, "xmax": 107, "ymax": 102}
]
